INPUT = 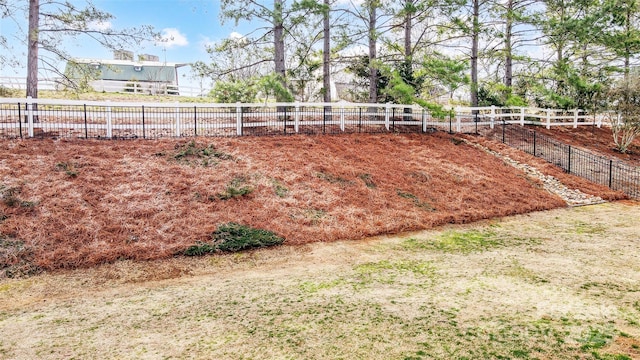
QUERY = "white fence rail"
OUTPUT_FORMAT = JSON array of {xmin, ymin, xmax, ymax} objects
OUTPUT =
[{"xmin": 0, "ymin": 97, "xmax": 617, "ymax": 139}]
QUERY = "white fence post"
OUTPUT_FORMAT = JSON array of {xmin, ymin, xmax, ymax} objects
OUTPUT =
[
  {"xmin": 236, "ymin": 102, "xmax": 242, "ymax": 136},
  {"xmin": 490, "ymin": 105, "xmax": 496, "ymax": 129},
  {"xmin": 546, "ymin": 109, "xmax": 551, "ymax": 129},
  {"xmin": 573, "ymin": 109, "xmax": 579, "ymax": 128},
  {"xmin": 294, "ymin": 102, "xmax": 300, "ymax": 133},
  {"xmin": 422, "ymin": 109, "xmax": 427, "ymax": 133},
  {"xmin": 385, "ymin": 103, "xmax": 390, "ymax": 131},
  {"xmin": 175, "ymin": 102, "xmax": 181, "ymax": 137},
  {"xmin": 456, "ymin": 113, "xmax": 461, "ymax": 133},
  {"xmin": 520, "ymin": 107, "xmax": 525, "ymax": 126},
  {"xmin": 27, "ymin": 96, "xmax": 34, "ymax": 137},
  {"xmin": 340, "ymin": 104, "xmax": 345, "ymax": 132},
  {"xmin": 106, "ymin": 100, "xmax": 112, "ymax": 138}
]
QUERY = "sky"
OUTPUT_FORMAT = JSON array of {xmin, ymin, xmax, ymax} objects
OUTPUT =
[{"xmin": 0, "ymin": 0, "xmax": 245, "ymax": 90}]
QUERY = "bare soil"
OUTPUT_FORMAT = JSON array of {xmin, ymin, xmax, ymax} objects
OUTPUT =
[{"xmin": 3, "ymin": 132, "xmax": 623, "ymax": 275}]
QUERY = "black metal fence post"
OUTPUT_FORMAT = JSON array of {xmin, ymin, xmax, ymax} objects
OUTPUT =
[
  {"xmin": 84, "ymin": 104, "xmax": 88, "ymax": 139},
  {"xmin": 392, "ymin": 107, "xmax": 396, "ymax": 132},
  {"xmin": 18, "ymin": 103, "xmax": 23, "ymax": 139},
  {"xmin": 533, "ymin": 131, "xmax": 537, "ymax": 156},
  {"xmin": 142, "ymin": 105, "xmax": 146, "ymax": 139},
  {"xmin": 449, "ymin": 113, "xmax": 453, "ymax": 134},
  {"xmin": 502, "ymin": 120, "xmax": 506, "ymax": 143},
  {"xmin": 609, "ymin": 160, "xmax": 613, "ymax": 189},
  {"xmin": 194, "ymin": 106, "xmax": 197, "ymax": 137},
  {"xmin": 323, "ymin": 106, "xmax": 327, "ymax": 134},
  {"xmin": 567, "ymin": 145, "xmax": 572, "ymax": 173},
  {"xmin": 358, "ymin": 108, "xmax": 362, "ymax": 133},
  {"xmin": 474, "ymin": 112, "xmax": 478, "ymax": 134},
  {"xmin": 285, "ymin": 107, "xmax": 288, "ymax": 135}
]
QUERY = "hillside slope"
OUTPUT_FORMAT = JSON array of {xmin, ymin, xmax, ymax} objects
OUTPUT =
[{"xmin": 0, "ymin": 133, "xmax": 622, "ymax": 275}]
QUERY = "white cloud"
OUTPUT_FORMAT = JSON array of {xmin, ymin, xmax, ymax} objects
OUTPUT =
[
  {"xmin": 229, "ymin": 32, "xmax": 244, "ymax": 40},
  {"xmin": 158, "ymin": 28, "xmax": 189, "ymax": 48},
  {"xmin": 88, "ymin": 21, "xmax": 111, "ymax": 31}
]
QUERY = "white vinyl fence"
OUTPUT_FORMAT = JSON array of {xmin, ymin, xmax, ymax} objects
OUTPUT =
[{"xmin": 0, "ymin": 97, "xmax": 617, "ymax": 140}]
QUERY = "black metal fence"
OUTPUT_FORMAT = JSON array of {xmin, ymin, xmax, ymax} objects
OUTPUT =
[
  {"xmin": 488, "ymin": 124, "xmax": 640, "ymax": 199},
  {"xmin": 0, "ymin": 101, "xmax": 452, "ymax": 139}
]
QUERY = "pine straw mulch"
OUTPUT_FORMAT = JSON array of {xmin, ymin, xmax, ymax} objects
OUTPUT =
[{"xmin": 0, "ymin": 132, "xmax": 623, "ymax": 275}]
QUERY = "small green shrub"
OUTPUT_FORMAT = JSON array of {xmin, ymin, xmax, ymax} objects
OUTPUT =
[
  {"xmin": 213, "ymin": 223, "xmax": 284, "ymax": 252},
  {"xmin": 184, "ymin": 223, "xmax": 284, "ymax": 255},
  {"xmin": 214, "ymin": 177, "xmax": 254, "ymax": 200},
  {"xmin": 184, "ymin": 242, "xmax": 216, "ymax": 256}
]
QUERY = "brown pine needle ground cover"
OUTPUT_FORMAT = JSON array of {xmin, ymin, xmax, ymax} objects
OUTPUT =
[{"xmin": 0, "ymin": 132, "xmax": 620, "ymax": 275}]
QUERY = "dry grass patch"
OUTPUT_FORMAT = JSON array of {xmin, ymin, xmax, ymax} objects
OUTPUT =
[{"xmin": 0, "ymin": 202, "xmax": 638, "ymax": 359}]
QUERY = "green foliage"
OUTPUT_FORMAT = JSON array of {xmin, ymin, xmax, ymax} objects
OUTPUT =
[
  {"xmin": 210, "ymin": 79, "xmax": 257, "ymax": 103},
  {"xmin": 271, "ymin": 179, "xmax": 289, "ymax": 198},
  {"xmin": 478, "ymin": 82, "xmax": 528, "ymax": 107},
  {"xmin": 215, "ymin": 177, "xmax": 254, "ymax": 200},
  {"xmin": 0, "ymin": 85, "xmax": 18, "ymax": 98},
  {"xmin": 185, "ymin": 223, "xmax": 284, "ymax": 255},
  {"xmin": 257, "ymin": 73, "xmax": 294, "ymax": 103},
  {"xmin": 578, "ymin": 327, "xmax": 613, "ymax": 351},
  {"xmin": 164, "ymin": 140, "xmax": 234, "ymax": 167}
]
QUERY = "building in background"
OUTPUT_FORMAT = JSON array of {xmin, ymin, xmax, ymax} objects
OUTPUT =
[{"xmin": 64, "ymin": 50, "xmax": 188, "ymax": 95}]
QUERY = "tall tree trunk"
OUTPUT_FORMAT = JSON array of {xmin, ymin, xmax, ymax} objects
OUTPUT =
[
  {"xmin": 404, "ymin": 0, "xmax": 412, "ymax": 59},
  {"xmin": 323, "ymin": 0, "xmax": 331, "ymax": 103},
  {"xmin": 623, "ymin": 6, "xmax": 631, "ymax": 81},
  {"xmin": 504, "ymin": 0, "xmax": 513, "ymax": 88},
  {"xmin": 274, "ymin": 0, "xmax": 286, "ymax": 100},
  {"xmin": 404, "ymin": 0, "xmax": 413, "ymax": 116},
  {"xmin": 26, "ymin": 0, "xmax": 39, "ymax": 100},
  {"xmin": 368, "ymin": 2, "xmax": 378, "ymax": 105},
  {"xmin": 470, "ymin": 0, "xmax": 479, "ymax": 108}
]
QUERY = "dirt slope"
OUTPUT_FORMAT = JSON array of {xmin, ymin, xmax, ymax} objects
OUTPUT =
[{"xmin": 0, "ymin": 132, "xmax": 622, "ymax": 275}]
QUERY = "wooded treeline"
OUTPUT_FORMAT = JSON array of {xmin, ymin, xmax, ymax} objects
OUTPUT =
[{"xmin": 193, "ymin": 0, "xmax": 640, "ymax": 112}]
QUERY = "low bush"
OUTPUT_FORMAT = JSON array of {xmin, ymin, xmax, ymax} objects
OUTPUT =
[{"xmin": 184, "ymin": 223, "xmax": 284, "ymax": 256}]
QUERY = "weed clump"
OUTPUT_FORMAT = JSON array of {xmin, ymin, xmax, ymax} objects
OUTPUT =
[
  {"xmin": 358, "ymin": 173, "xmax": 377, "ymax": 188},
  {"xmin": 0, "ymin": 237, "xmax": 40, "ymax": 278},
  {"xmin": 0, "ymin": 186, "xmax": 36, "ymax": 208},
  {"xmin": 161, "ymin": 140, "xmax": 233, "ymax": 167},
  {"xmin": 396, "ymin": 190, "xmax": 435, "ymax": 211},
  {"xmin": 55, "ymin": 162, "xmax": 78, "ymax": 178},
  {"xmin": 184, "ymin": 223, "xmax": 284, "ymax": 256},
  {"xmin": 213, "ymin": 177, "xmax": 254, "ymax": 200}
]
